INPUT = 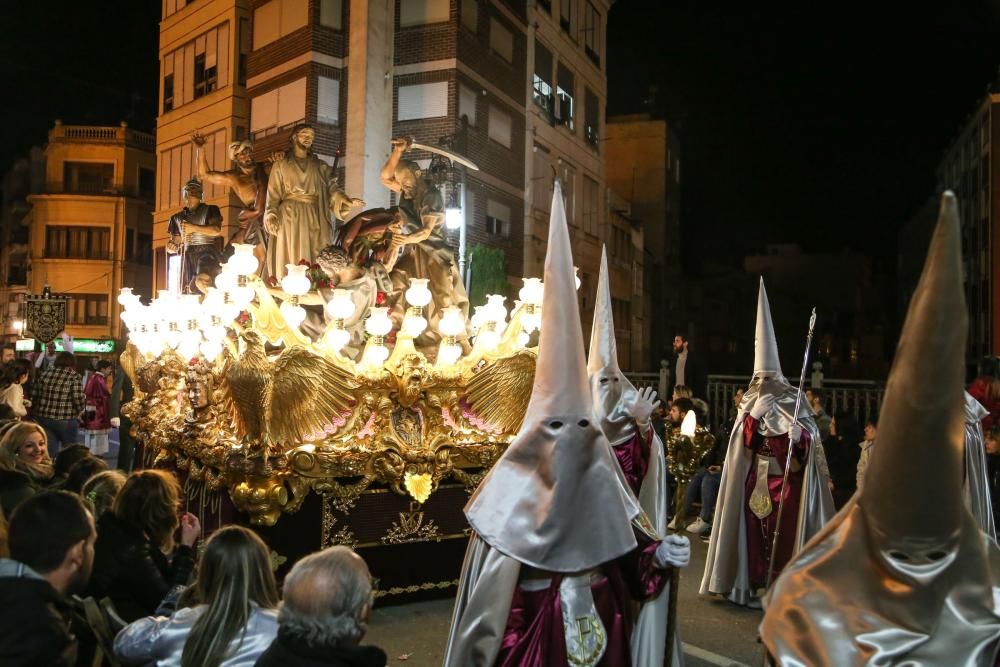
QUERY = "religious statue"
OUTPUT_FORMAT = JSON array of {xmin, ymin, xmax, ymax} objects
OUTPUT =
[
  {"xmin": 166, "ymin": 177, "xmax": 224, "ymax": 293},
  {"xmin": 191, "ymin": 133, "xmax": 268, "ymax": 270},
  {"xmin": 263, "ymin": 124, "xmax": 364, "ymax": 279},
  {"xmin": 379, "ymin": 136, "xmax": 470, "ymax": 332},
  {"xmin": 314, "ymin": 245, "xmax": 400, "ymax": 351}
]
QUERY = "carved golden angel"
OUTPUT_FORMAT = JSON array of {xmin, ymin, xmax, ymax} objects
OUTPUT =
[{"xmin": 225, "ymin": 330, "xmax": 361, "ymax": 449}]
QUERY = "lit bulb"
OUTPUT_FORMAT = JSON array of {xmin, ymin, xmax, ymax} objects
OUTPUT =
[
  {"xmin": 199, "ymin": 339, "xmax": 223, "ymax": 361},
  {"xmin": 574, "ymin": 267, "xmax": 581, "ymax": 291},
  {"xmin": 680, "ymin": 410, "xmax": 697, "ymax": 437},
  {"xmin": 364, "ymin": 307, "xmax": 393, "ymax": 337},
  {"xmin": 178, "ymin": 336, "xmax": 201, "ymax": 361},
  {"xmin": 230, "ymin": 244, "xmax": 259, "ymax": 276},
  {"xmin": 438, "ymin": 306, "xmax": 466, "ymax": 337},
  {"xmin": 405, "ymin": 278, "xmax": 432, "ymax": 308},
  {"xmin": 325, "ymin": 289, "xmax": 356, "ymax": 320},
  {"xmin": 436, "ymin": 341, "xmax": 463, "ymax": 366},
  {"xmin": 517, "ymin": 331, "xmax": 530, "ymax": 348},
  {"xmin": 363, "ymin": 343, "xmax": 390, "ymax": 367},
  {"xmin": 215, "ymin": 265, "xmax": 238, "ymax": 290},
  {"xmin": 281, "ymin": 264, "xmax": 312, "ymax": 296},
  {"xmin": 280, "ymin": 301, "xmax": 307, "ymax": 329},
  {"xmin": 470, "ymin": 306, "xmax": 487, "ymax": 332},
  {"xmin": 485, "ymin": 294, "xmax": 507, "ymax": 323},
  {"xmin": 518, "ymin": 278, "xmax": 543, "ymax": 306},
  {"xmin": 401, "ymin": 312, "xmax": 428, "ymax": 337},
  {"xmin": 325, "ymin": 327, "xmax": 351, "ymax": 352},
  {"xmin": 476, "ymin": 329, "xmax": 501, "ymax": 351},
  {"xmin": 445, "ymin": 207, "xmax": 463, "ymax": 230}
]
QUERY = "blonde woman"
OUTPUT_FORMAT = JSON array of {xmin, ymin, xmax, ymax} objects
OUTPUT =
[{"xmin": 0, "ymin": 422, "xmax": 54, "ymax": 516}]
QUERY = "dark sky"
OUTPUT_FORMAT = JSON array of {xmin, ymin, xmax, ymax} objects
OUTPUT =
[
  {"xmin": 3, "ymin": 1, "xmax": 1000, "ymax": 272},
  {"xmin": 607, "ymin": 1, "xmax": 1000, "ymax": 267}
]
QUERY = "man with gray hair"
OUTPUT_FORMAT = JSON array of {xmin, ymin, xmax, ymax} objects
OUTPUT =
[{"xmin": 255, "ymin": 546, "xmax": 386, "ymax": 667}]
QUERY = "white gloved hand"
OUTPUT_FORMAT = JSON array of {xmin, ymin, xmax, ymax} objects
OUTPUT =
[
  {"xmin": 655, "ymin": 534, "xmax": 691, "ymax": 569},
  {"xmin": 625, "ymin": 386, "xmax": 657, "ymax": 425},
  {"xmin": 110, "ymin": 417, "xmax": 121, "ymax": 429},
  {"xmin": 749, "ymin": 394, "xmax": 776, "ymax": 420},
  {"xmin": 788, "ymin": 422, "xmax": 802, "ymax": 444}
]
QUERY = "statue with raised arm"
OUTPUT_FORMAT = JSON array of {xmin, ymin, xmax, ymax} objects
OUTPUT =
[
  {"xmin": 263, "ymin": 124, "xmax": 364, "ymax": 279},
  {"xmin": 191, "ymin": 133, "xmax": 268, "ymax": 269},
  {"xmin": 166, "ymin": 177, "xmax": 224, "ymax": 293},
  {"xmin": 380, "ymin": 136, "xmax": 469, "ymax": 329}
]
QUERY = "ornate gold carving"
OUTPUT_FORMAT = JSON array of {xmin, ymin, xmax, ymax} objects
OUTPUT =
[
  {"xmin": 382, "ymin": 502, "xmax": 441, "ymax": 545},
  {"xmin": 124, "ymin": 331, "xmax": 525, "ymax": 525}
]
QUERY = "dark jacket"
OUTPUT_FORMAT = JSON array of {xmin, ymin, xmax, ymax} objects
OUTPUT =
[
  {"xmin": 0, "ymin": 559, "xmax": 77, "ymax": 667},
  {"xmin": 255, "ymin": 632, "xmax": 387, "ymax": 667},
  {"xmin": 87, "ymin": 512, "xmax": 196, "ymax": 622},
  {"xmin": 0, "ymin": 468, "xmax": 39, "ymax": 518}
]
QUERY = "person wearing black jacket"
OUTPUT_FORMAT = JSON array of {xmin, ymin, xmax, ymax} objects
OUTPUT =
[
  {"xmin": 0, "ymin": 491, "xmax": 96, "ymax": 667},
  {"xmin": 87, "ymin": 469, "xmax": 199, "ymax": 622},
  {"xmin": 822, "ymin": 411, "xmax": 863, "ymax": 509}
]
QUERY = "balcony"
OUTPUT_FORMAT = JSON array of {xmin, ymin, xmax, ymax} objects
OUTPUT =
[{"xmin": 50, "ymin": 121, "xmax": 155, "ymax": 151}]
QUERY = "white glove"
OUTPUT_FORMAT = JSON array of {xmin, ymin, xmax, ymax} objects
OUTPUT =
[
  {"xmin": 625, "ymin": 386, "xmax": 657, "ymax": 425},
  {"xmin": 654, "ymin": 534, "xmax": 690, "ymax": 569},
  {"xmin": 749, "ymin": 394, "xmax": 776, "ymax": 420},
  {"xmin": 110, "ymin": 417, "xmax": 121, "ymax": 429},
  {"xmin": 788, "ymin": 422, "xmax": 802, "ymax": 444}
]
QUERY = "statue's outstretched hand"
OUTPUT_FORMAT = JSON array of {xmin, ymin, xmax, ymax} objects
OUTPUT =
[
  {"xmin": 264, "ymin": 213, "xmax": 280, "ymax": 236},
  {"xmin": 191, "ymin": 132, "xmax": 206, "ymax": 147},
  {"xmin": 625, "ymin": 386, "xmax": 657, "ymax": 425}
]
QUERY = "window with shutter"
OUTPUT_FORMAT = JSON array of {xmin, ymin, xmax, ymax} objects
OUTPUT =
[
  {"xmin": 398, "ymin": 82, "xmax": 449, "ymax": 121},
  {"xmin": 320, "ymin": 0, "xmax": 343, "ymax": 29},
  {"xmin": 318, "ymin": 77, "xmax": 340, "ymax": 126},
  {"xmin": 399, "ymin": 0, "xmax": 450, "ymax": 27},
  {"xmin": 459, "ymin": 85, "xmax": 477, "ymax": 127},
  {"xmin": 490, "ymin": 18, "xmax": 513, "ymax": 63},
  {"xmin": 488, "ymin": 105, "xmax": 512, "ymax": 148}
]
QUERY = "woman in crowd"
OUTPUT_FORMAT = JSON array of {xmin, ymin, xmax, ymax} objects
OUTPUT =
[
  {"xmin": 89, "ymin": 469, "xmax": 201, "ymax": 622},
  {"xmin": 50, "ymin": 443, "xmax": 92, "ymax": 487},
  {"xmin": 59, "ymin": 455, "xmax": 109, "ymax": 494},
  {"xmin": 115, "ymin": 525, "xmax": 280, "ymax": 667},
  {"xmin": 0, "ymin": 422, "xmax": 53, "ymax": 515},
  {"xmin": 0, "ymin": 359, "xmax": 31, "ymax": 418},
  {"xmin": 81, "ymin": 359, "xmax": 113, "ymax": 457},
  {"xmin": 81, "ymin": 469, "xmax": 126, "ymax": 520}
]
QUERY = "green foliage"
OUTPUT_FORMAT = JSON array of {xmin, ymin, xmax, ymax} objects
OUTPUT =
[{"xmin": 468, "ymin": 244, "xmax": 509, "ymax": 305}]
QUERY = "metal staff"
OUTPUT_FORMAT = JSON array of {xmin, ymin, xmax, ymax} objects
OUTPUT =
[{"xmin": 764, "ymin": 307, "xmax": 817, "ymax": 590}]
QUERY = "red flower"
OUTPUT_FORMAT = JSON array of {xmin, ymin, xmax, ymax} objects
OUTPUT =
[
  {"xmin": 310, "ymin": 263, "xmax": 321, "ymax": 271},
  {"xmin": 375, "ymin": 291, "xmax": 387, "ymax": 306},
  {"xmin": 298, "ymin": 259, "xmax": 311, "ymax": 267},
  {"xmin": 188, "ymin": 357, "xmax": 199, "ymax": 367},
  {"xmin": 236, "ymin": 311, "xmax": 250, "ymax": 325},
  {"xmin": 386, "ymin": 330, "xmax": 397, "ymax": 345},
  {"xmin": 265, "ymin": 276, "xmax": 279, "ymax": 288}
]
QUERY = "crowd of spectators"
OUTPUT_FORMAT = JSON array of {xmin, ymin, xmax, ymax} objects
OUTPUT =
[{"xmin": 0, "ymin": 465, "xmax": 388, "ymax": 666}]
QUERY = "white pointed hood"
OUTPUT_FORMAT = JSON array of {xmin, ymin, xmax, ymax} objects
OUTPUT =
[
  {"xmin": 465, "ymin": 182, "xmax": 641, "ymax": 573},
  {"xmin": 588, "ymin": 246, "xmax": 639, "ymax": 445},
  {"xmin": 753, "ymin": 278, "xmax": 782, "ymax": 378}
]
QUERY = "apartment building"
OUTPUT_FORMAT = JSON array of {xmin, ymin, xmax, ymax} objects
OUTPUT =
[
  {"xmin": 24, "ymin": 121, "xmax": 155, "ymax": 344},
  {"xmin": 935, "ymin": 83, "xmax": 1000, "ymax": 364}
]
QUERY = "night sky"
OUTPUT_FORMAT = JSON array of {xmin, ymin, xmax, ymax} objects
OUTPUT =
[
  {"xmin": 4, "ymin": 1, "xmax": 1000, "ymax": 274},
  {"xmin": 607, "ymin": 1, "xmax": 1000, "ymax": 268}
]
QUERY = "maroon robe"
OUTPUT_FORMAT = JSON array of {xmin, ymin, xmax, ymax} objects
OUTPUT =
[
  {"xmin": 81, "ymin": 373, "xmax": 111, "ymax": 431},
  {"xmin": 611, "ymin": 428, "xmax": 652, "ymax": 497},
  {"xmin": 495, "ymin": 540, "xmax": 665, "ymax": 667},
  {"xmin": 742, "ymin": 414, "xmax": 809, "ymax": 588}
]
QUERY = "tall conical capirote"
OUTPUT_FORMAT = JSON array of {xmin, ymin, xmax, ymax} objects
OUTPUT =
[
  {"xmin": 464, "ymin": 181, "xmax": 640, "ymax": 572},
  {"xmin": 587, "ymin": 246, "xmax": 638, "ymax": 445},
  {"xmin": 753, "ymin": 278, "xmax": 782, "ymax": 377},
  {"xmin": 587, "ymin": 246, "xmax": 621, "ymax": 376},
  {"xmin": 859, "ymin": 192, "xmax": 966, "ymax": 539}
]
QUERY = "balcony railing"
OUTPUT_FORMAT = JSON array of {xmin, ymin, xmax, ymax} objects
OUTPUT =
[
  {"xmin": 50, "ymin": 121, "xmax": 155, "ymax": 151},
  {"xmin": 623, "ymin": 372, "xmax": 886, "ymax": 433}
]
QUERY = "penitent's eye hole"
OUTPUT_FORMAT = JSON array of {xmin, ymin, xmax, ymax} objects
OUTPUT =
[
  {"xmin": 578, "ymin": 419, "xmax": 589, "ymax": 427},
  {"xmin": 888, "ymin": 551, "xmax": 911, "ymax": 561},
  {"xmin": 927, "ymin": 551, "xmax": 948, "ymax": 561},
  {"xmin": 549, "ymin": 420, "xmax": 564, "ymax": 429},
  {"xmin": 600, "ymin": 377, "xmax": 609, "ymax": 385}
]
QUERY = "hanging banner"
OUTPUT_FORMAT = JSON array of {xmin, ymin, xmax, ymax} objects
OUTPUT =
[{"xmin": 23, "ymin": 290, "xmax": 71, "ymax": 344}]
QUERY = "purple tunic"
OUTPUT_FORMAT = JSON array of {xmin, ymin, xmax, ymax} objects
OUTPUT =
[
  {"xmin": 612, "ymin": 429, "xmax": 652, "ymax": 497},
  {"xmin": 742, "ymin": 415, "xmax": 809, "ymax": 588},
  {"xmin": 495, "ymin": 540, "xmax": 666, "ymax": 667}
]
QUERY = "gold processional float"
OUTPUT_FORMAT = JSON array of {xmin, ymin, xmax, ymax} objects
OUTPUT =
[{"xmin": 117, "ymin": 258, "xmax": 542, "ymax": 528}]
